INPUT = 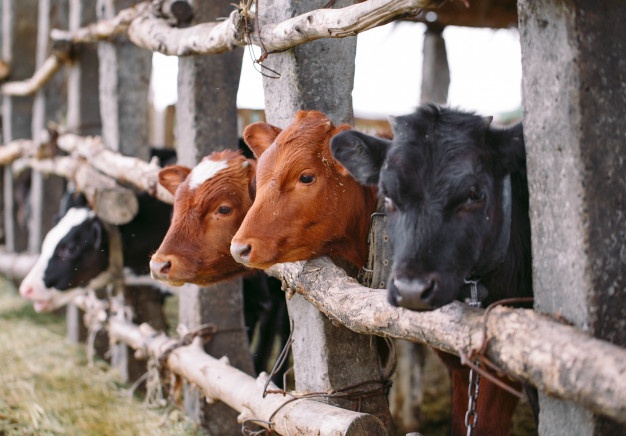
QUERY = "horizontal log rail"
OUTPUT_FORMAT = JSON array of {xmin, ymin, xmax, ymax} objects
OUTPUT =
[
  {"xmin": 4, "ymin": 0, "xmax": 443, "ymax": 97},
  {"xmin": 72, "ymin": 294, "xmax": 387, "ymax": 436},
  {"xmin": 50, "ymin": 0, "xmax": 442, "ymax": 56},
  {"xmin": 267, "ymin": 256, "xmax": 626, "ymax": 424}
]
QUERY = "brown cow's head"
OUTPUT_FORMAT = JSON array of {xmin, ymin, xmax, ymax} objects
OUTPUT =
[
  {"xmin": 150, "ymin": 150, "xmax": 256, "ymax": 286},
  {"xmin": 230, "ymin": 110, "xmax": 377, "ymax": 270}
]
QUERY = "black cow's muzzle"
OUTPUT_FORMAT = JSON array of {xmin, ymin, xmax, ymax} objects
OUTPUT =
[{"xmin": 387, "ymin": 275, "xmax": 437, "ymax": 311}]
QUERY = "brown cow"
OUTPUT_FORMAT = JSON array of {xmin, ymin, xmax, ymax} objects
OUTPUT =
[
  {"xmin": 149, "ymin": 149, "xmax": 290, "ymax": 385},
  {"xmin": 230, "ymin": 110, "xmax": 378, "ymax": 271},
  {"xmin": 150, "ymin": 149, "xmax": 255, "ymax": 286}
]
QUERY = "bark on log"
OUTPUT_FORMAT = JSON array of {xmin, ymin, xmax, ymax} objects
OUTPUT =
[
  {"xmin": 1, "ymin": 53, "xmax": 67, "ymax": 96},
  {"xmin": 0, "ymin": 140, "xmax": 40, "ymax": 165},
  {"xmin": 55, "ymin": 133, "xmax": 174, "ymax": 204},
  {"xmin": 0, "ymin": 249, "xmax": 38, "ymax": 282},
  {"xmin": 53, "ymin": 0, "xmax": 444, "ymax": 57},
  {"xmin": 266, "ymin": 256, "xmax": 626, "ymax": 423},
  {"xmin": 103, "ymin": 317, "xmax": 387, "ymax": 435},
  {"xmin": 49, "ymin": 2, "xmax": 149, "ymax": 44},
  {"xmin": 26, "ymin": 155, "xmax": 139, "ymax": 225}
]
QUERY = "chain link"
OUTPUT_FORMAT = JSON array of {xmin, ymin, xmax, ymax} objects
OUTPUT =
[{"xmin": 465, "ymin": 365, "xmax": 481, "ymax": 436}]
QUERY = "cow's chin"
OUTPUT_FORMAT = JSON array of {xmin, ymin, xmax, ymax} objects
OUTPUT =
[{"xmin": 32, "ymin": 289, "xmax": 85, "ymax": 313}]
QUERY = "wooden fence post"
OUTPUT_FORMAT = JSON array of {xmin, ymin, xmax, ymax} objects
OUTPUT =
[
  {"xmin": 420, "ymin": 22, "xmax": 449, "ymax": 106},
  {"xmin": 1, "ymin": 0, "xmax": 38, "ymax": 253},
  {"xmin": 95, "ymin": 0, "xmax": 153, "ymax": 383},
  {"xmin": 519, "ymin": 1, "xmax": 626, "ymax": 434},
  {"xmin": 64, "ymin": 0, "xmax": 103, "ymax": 348},
  {"xmin": 259, "ymin": 0, "xmax": 394, "ymax": 432},
  {"xmin": 174, "ymin": 3, "xmax": 253, "ymax": 433},
  {"xmin": 29, "ymin": 0, "xmax": 68, "ymax": 254}
]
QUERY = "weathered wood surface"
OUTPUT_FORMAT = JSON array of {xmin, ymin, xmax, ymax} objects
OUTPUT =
[
  {"xmin": 85, "ymin": 306, "xmax": 387, "ymax": 436},
  {"xmin": 3, "ymin": 133, "xmax": 174, "ymax": 206},
  {"xmin": 26, "ymin": 155, "xmax": 139, "ymax": 225},
  {"xmin": 55, "ymin": 133, "xmax": 173, "ymax": 203},
  {"xmin": 0, "ymin": 249, "xmax": 38, "ymax": 282},
  {"xmin": 51, "ymin": 0, "xmax": 443, "ymax": 56},
  {"xmin": 1, "ymin": 52, "xmax": 67, "ymax": 96},
  {"xmin": 267, "ymin": 256, "xmax": 626, "ymax": 424}
]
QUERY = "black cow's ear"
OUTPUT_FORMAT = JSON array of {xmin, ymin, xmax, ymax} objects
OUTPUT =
[
  {"xmin": 91, "ymin": 218, "xmax": 104, "ymax": 249},
  {"xmin": 487, "ymin": 123, "xmax": 526, "ymax": 176},
  {"xmin": 330, "ymin": 130, "xmax": 391, "ymax": 186}
]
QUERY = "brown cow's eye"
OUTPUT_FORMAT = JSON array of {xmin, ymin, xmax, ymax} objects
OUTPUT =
[
  {"xmin": 299, "ymin": 174, "xmax": 315, "ymax": 184},
  {"xmin": 217, "ymin": 206, "xmax": 232, "ymax": 215},
  {"xmin": 384, "ymin": 196, "xmax": 396, "ymax": 212}
]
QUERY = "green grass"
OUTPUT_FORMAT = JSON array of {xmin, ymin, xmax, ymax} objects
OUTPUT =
[{"xmin": 0, "ymin": 277, "xmax": 201, "ymax": 436}]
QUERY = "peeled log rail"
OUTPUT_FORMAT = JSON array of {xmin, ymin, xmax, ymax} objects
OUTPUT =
[
  {"xmin": 55, "ymin": 133, "xmax": 174, "ymax": 205},
  {"xmin": 0, "ymin": 249, "xmax": 38, "ymax": 282},
  {"xmin": 26, "ymin": 156, "xmax": 139, "ymax": 225},
  {"xmin": 1, "ymin": 132, "xmax": 174, "ymax": 206},
  {"xmin": 51, "ymin": 0, "xmax": 444, "ymax": 57},
  {"xmin": 267, "ymin": 256, "xmax": 626, "ymax": 424},
  {"xmin": 97, "ymin": 312, "xmax": 387, "ymax": 435},
  {"xmin": 1, "ymin": 53, "xmax": 68, "ymax": 96}
]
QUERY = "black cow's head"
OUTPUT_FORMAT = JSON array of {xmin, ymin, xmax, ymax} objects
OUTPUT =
[
  {"xmin": 331, "ymin": 105, "xmax": 526, "ymax": 310},
  {"xmin": 19, "ymin": 207, "xmax": 110, "ymax": 312}
]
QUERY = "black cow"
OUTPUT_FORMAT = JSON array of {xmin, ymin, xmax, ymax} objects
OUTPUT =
[
  {"xmin": 331, "ymin": 104, "xmax": 532, "ymax": 309},
  {"xmin": 331, "ymin": 104, "xmax": 535, "ymax": 435}
]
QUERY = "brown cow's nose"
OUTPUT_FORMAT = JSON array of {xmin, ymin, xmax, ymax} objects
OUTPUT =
[
  {"xmin": 150, "ymin": 259, "xmax": 171, "ymax": 280},
  {"xmin": 230, "ymin": 242, "xmax": 252, "ymax": 264}
]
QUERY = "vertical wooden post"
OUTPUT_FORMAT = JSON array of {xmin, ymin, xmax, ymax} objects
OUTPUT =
[
  {"xmin": 1, "ymin": 0, "xmax": 38, "ymax": 253},
  {"xmin": 518, "ymin": 1, "xmax": 626, "ymax": 434},
  {"xmin": 96, "ymin": 0, "xmax": 151, "ymax": 160},
  {"xmin": 260, "ymin": 0, "xmax": 394, "ymax": 432},
  {"xmin": 65, "ymin": 0, "xmax": 101, "ymax": 347},
  {"xmin": 29, "ymin": 0, "xmax": 68, "ymax": 254},
  {"xmin": 420, "ymin": 22, "xmax": 449, "ymax": 105},
  {"xmin": 96, "ymin": 0, "xmax": 152, "ymax": 383},
  {"xmin": 174, "ymin": 3, "xmax": 253, "ymax": 433}
]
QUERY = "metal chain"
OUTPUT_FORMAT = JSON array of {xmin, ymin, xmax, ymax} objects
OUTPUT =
[{"xmin": 465, "ymin": 365, "xmax": 481, "ymax": 435}]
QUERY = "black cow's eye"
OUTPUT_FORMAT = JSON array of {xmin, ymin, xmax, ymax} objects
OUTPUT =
[
  {"xmin": 299, "ymin": 174, "xmax": 315, "ymax": 184},
  {"xmin": 467, "ymin": 185, "xmax": 484, "ymax": 202},
  {"xmin": 384, "ymin": 196, "xmax": 397, "ymax": 212},
  {"xmin": 217, "ymin": 206, "xmax": 232, "ymax": 215}
]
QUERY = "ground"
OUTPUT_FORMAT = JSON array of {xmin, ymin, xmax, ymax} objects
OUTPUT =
[{"xmin": 0, "ymin": 276, "xmax": 202, "ymax": 436}]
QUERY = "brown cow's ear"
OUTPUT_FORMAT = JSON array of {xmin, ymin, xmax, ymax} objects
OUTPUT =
[
  {"xmin": 243, "ymin": 122, "xmax": 282, "ymax": 158},
  {"xmin": 158, "ymin": 165, "xmax": 191, "ymax": 195}
]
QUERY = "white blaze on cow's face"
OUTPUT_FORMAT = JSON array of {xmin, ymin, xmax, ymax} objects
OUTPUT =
[
  {"xmin": 19, "ymin": 207, "xmax": 109, "ymax": 313},
  {"xmin": 188, "ymin": 158, "xmax": 229, "ymax": 190}
]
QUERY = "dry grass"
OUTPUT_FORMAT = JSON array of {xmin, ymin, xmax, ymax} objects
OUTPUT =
[{"xmin": 0, "ymin": 277, "xmax": 201, "ymax": 436}]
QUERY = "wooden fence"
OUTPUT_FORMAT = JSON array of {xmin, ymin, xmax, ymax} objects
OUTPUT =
[{"xmin": 1, "ymin": 1, "xmax": 625, "ymax": 435}]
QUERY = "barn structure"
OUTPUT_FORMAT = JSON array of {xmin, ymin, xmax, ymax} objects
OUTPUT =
[{"xmin": 0, "ymin": 0, "xmax": 625, "ymax": 435}]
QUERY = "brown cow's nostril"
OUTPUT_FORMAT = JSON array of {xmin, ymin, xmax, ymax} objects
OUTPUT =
[
  {"xmin": 150, "ymin": 259, "xmax": 171, "ymax": 278},
  {"xmin": 230, "ymin": 242, "xmax": 252, "ymax": 263}
]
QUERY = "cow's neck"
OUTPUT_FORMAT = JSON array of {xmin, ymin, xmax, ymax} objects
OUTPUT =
[
  {"xmin": 482, "ymin": 170, "xmax": 532, "ymax": 305},
  {"xmin": 326, "ymin": 185, "xmax": 378, "ymax": 272}
]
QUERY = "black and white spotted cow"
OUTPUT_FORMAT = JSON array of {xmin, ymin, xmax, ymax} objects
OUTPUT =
[{"xmin": 19, "ymin": 190, "xmax": 173, "ymax": 312}]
